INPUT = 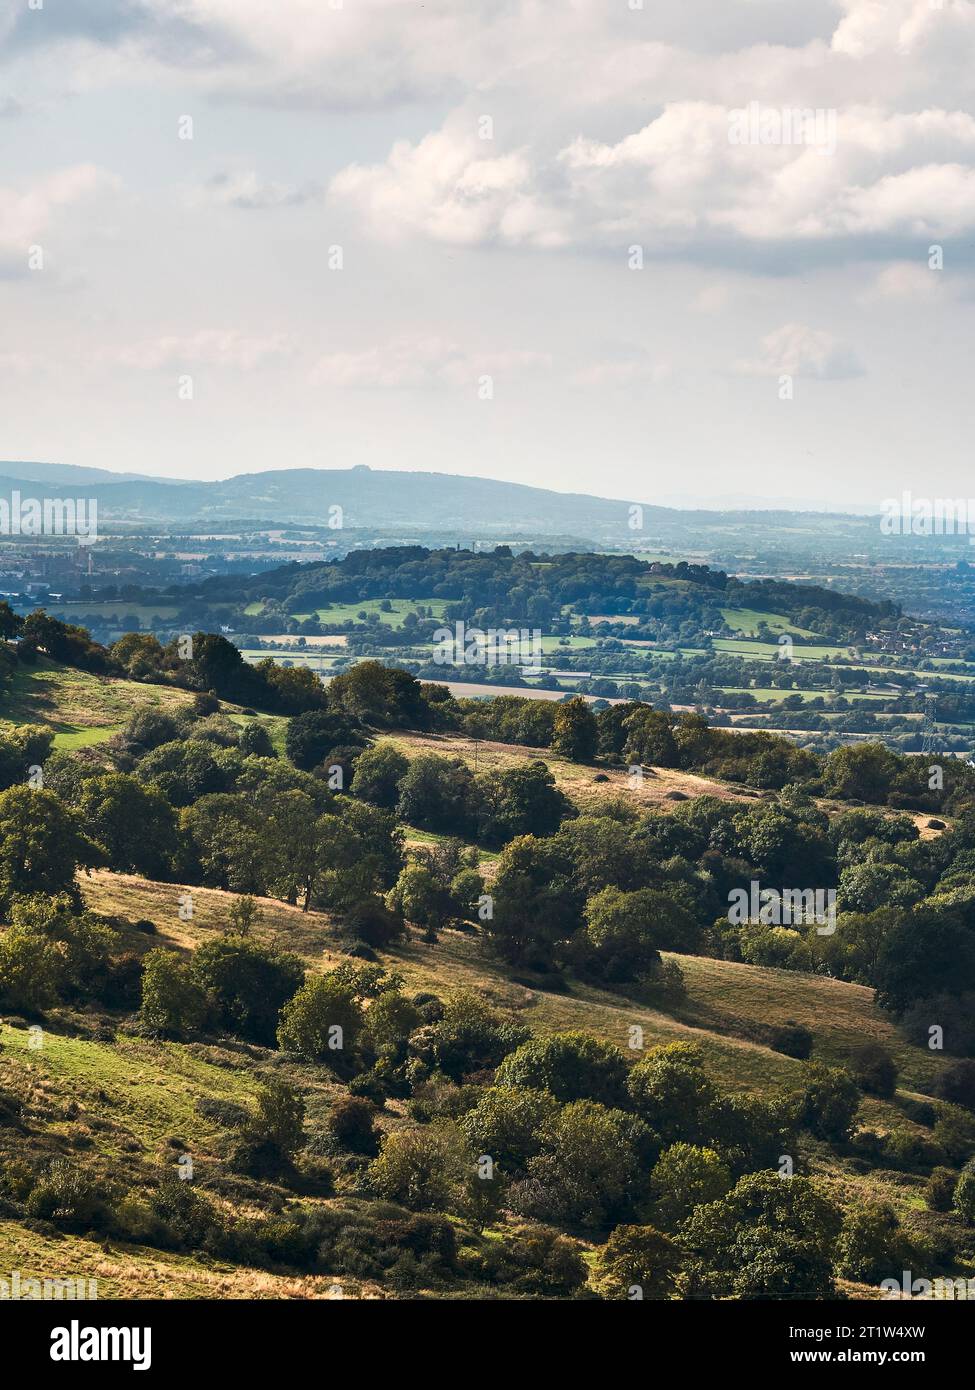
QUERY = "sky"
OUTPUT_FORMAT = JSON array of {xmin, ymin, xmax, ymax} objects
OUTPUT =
[{"xmin": 0, "ymin": 0, "xmax": 974, "ymax": 509}]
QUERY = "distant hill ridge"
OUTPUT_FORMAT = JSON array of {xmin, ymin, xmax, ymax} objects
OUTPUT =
[{"xmin": 0, "ymin": 461, "xmax": 870, "ymax": 534}]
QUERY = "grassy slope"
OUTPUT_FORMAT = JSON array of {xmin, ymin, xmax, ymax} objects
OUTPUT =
[
  {"xmin": 76, "ymin": 869, "xmax": 944, "ymax": 1101},
  {"xmin": 0, "ymin": 844, "xmax": 953, "ymax": 1299},
  {"xmin": 0, "ymin": 657, "xmax": 195, "ymax": 747},
  {"xmin": 49, "ymin": 868, "xmax": 954, "ymax": 1295},
  {"xmin": 0, "ymin": 667, "xmax": 963, "ymax": 1297},
  {"xmin": 387, "ymin": 730, "xmax": 751, "ymax": 815}
]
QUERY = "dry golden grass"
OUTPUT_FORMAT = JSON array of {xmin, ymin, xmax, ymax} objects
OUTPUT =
[
  {"xmin": 81, "ymin": 869, "xmax": 945, "ymax": 1106},
  {"xmin": 387, "ymin": 730, "xmax": 750, "ymax": 814},
  {"xmin": 0, "ymin": 1222, "xmax": 384, "ymax": 1300}
]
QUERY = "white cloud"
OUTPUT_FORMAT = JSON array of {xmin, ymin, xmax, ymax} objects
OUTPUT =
[
  {"xmin": 570, "ymin": 357, "xmax": 671, "ymax": 388},
  {"xmin": 201, "ymin": 171, "xmax": 322, "ymax": 210},
  {"xmin": 737, "ymin": 323, "xmax": 865, "ymax": 379},
  {"xmin": 113, "ymin": 330, "xmax": 291, "ymax": 370},
  {"xmin": 331, "ymin": 127, "xmax": 566, "ymax": 248},
  {"xmin": 310, "ymin": 336, "xmax": 551, "ymax": 389},
  {"xmin": 331, "ymin": 103, "xmax": 975, "ymax": 258},
  {"xmin": 0, "ymin": 165, "xmax": 117, "ymax": 259},
  {"xmin": 863, "ymin": 261, "xmax": 944, "ymax": 300}
]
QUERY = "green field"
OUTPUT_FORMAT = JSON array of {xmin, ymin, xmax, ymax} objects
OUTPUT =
[
  {"xmin": 720, "ymin": 607, "xmax": 818, "ymax": 638},
  {"xmin": 711, "ymin": 638, "xmax": 850, "ymax": 661},
  {"xmin": 724, "ymin": 687, "xmax": 892, "ymax": 705},
  {"xmin": 248, "ymin": 598, "xmax": 450, "ymax": 628}
]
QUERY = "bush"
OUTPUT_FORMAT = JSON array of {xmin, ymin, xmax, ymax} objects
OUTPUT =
[
  {"xmin": 460, "ymin": 1085, "xmax": 559, "ymax": 1178},
  {"xmin": 850, "ymin": 1043, "xmax": 898, "ymax": 1098},
  {"xmin": 901, "ymin": 992, "xmax": 975, "ymax": 1058},
  {"xmin": 369, "ymin": 1122, "xmax": 471, "ymax": 1212},
  {"xmin": 140, "ymin": 948, "xmax": 208, "ymax": 1039},
  {"xmin": 480, "ymin": 1224, "xmax": 589, "ymax": 1296},
  {"xmin": 251, "ymin": 1079, "xmax": 305, "ymax": 1157},
  {"xmin": 926, "ymin": 1167, "xmax": 958, "ymax": 1212},
  {"xmin": 769, "ymin": 1022, "xmax": 813, "ymax": 1060},
  {"xmin": 513, "ymin": 1100, "xmax": 650, "ymax": 1229},
  {"xmin": 792, "ymin": 1063, "xmax": 860, "ymax": 1143},
  {"xmin": 953, "ymin": 1160, "xmax": 975, "ymax": 1224},
  {"xmin": 341, "ymin": 897, "xmax": 403, "ymax": 949},
  {"xmin": 650, "ymin": 1143, "xmax": 731, "ymax": 1230},
  {"xmin": 25, "ymin": 1160, "xmax": 107, "ymax": 1231},
  {"xmin": 145, "ymin": 1174, "xmax": 225, "ymax": 1250},
  {"xmin": 192, "ymin": 936, "xmax": 304, "ymax": 1046},
  {"xmin": 681, "ymin": 1172, "xmax": 843, "ymax": 1299},
  {"xmin": 350, "ymin": 743, "xmax": 409, "ymax": 808},
  {"xmin": 495, "ymin": 1032, "xmax": 629, "ymax": 1109},
  {"xmin": 328, "ymin": 1096, "xmax": 380, "ymax": 1155},
  {"xmin": 0, "ymin": 924, "xmax": 63, "ymax": 1014},
  {"xmin": 591, "ymin": 1224, "xmax": 684, "ymax": 1300},
  {"xmin": 238, "ymin": 722, "xmax": 276, "ymax": 758},
  {"xmin": 933, "ymin": 1105, "xmax": 975, "ymax": 1166},
  {"xmin": 936, "ymin": 1060, "xmax": 975, "ymax": 1112},
  {"xmin": 835, "ymin": 1201, "xmax": 904, "ymax": 1283},
  {"xmin": 309, "ymin": 1202, "xmax": 458, "ymax": 1283},
  {"xmin": 407, "ymin": 991, "xmax": 528, "ymax": 1083},
  {"xmin": 883, "ymin": 1131, "xmax": 946, "ymax": 1172},
  {"xmin": 276, "ymin": 974, "xmax": 364, "ymax": 1065},
  {"xmin": 627, "ymin": 1042, "xmax": 718, "ymax": 1146}
]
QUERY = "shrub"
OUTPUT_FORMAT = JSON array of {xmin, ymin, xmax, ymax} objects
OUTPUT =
[
  {"xmin": 882, "ymin": 1131, "xmax": 946, "ymax": 1172},
  {"xmin": 407, "ymin": 991, "xmax": 528, "ymax": 1083},
  {"xmin": 0, "ymin": 924, "xmax": 63, "ymax": 1014},
  {"xmin": 850, "ymin": 1043, "xmax": 898, "ymax": 1098},
  {"xmin": 627, "ymin": 1042, "xmax": 717, "ymax": 1146},
  {"xmin": 901, "ymin": 992, "xmax": 975, "ymax": 1057},
  {"xmin": 926, "ymin": 1167, "xmax": 958, "ymax": 1213},
  {"xmin": 495, "ymin": 1032, "xmax": 629, "ymax": 1109},
  {"xmin": 936, "ymin": 1060, "xmax": 975, "ymax": 1112},
  {"xmin": 341, "ymin": 897, "xmax": 403, "ymax": 949},
  {"xmin": 591, "ymin": 1224, "xmax": 683, "ymax": 1300},
  {"xmin": 680, "ymin": 1172, "xmax": 843, "ymax": 1299},
  {"xmin": 369, "ymin": 1122, "xmax": 471, "ymax": 1213},
  {"xmin": 146, "ymin": 1174, "xmax": 225, "ymax": 1250},
  {"xmin": 792, "ymin": 1063, "xmax": 860, "ymax": 1143},
  {"xmin": 480, "ymin": 1224, "xmax": 588, "ymax": 1296},
  {"xmin": 933, "ymin": 1105, "xmax": 975, "ymax": 1165},
  {"xmin": 140, "ymin": 948, "xmax": 208, "ymax": 1039},
  {"xmin": 350, "ymin": 743, "xmax": 409, "ymax": 808},
  {"xmin": 328, "ymin": 1096, "xmax": 380, "ymax": 1156},
  {"xmin": 769, "ymin": 1022, "xmax": 813, "ymax": 1060},
  {"xmin": 276, "ymin": 975, "xmax": 364, "ymax": 1065},
  {"xmin": 650, "ymin": 1143, "xmax": 732, "ymax": 1230},
  {"xmin": 25, "ymin": 1160, "xmax": 107, "ymax": 1231},
  {"xmin": 192, "ymin": 936, "xmax": 304, "ymax": 1045},
  {"xmin": 252, "ymin": 1079, "xmax": 305, "ymax": 1157},
  {"xmin": 835, "ymin": 1201, "xmax": 904, "ymax": 1282},
  {"xmin": 953, "ymin": 1160, "xmax": 975, "ymax": 1224},
  {"xmin": 513, "ymin": 1101, "xmax": 648, "ymax": 1229},
  {"xmin": 238, "ymin": 723, "xmax": 276, "ymax": 758},
  {"xmin": 460, "ymin": 1085, "xmax": 559, "ymax": 1178}
]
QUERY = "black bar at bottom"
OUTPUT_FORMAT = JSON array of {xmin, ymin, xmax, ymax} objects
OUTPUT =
[{"xmin": 8, "ymin": 1296, "xmax": 964, "ymax": 1376}]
